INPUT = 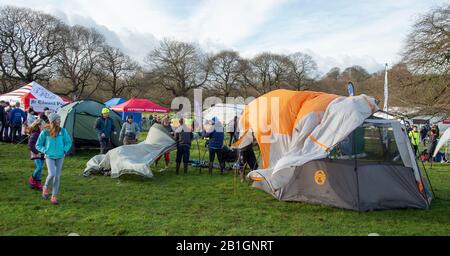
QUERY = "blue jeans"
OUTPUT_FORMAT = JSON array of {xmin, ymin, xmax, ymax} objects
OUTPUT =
[
  {"xmin": 32, "ymin": 159, "xmax": 44, "ymax": 180},
  {"xmin": 44, "ymin": 158, "xmax": 64, "ymax": 197}
]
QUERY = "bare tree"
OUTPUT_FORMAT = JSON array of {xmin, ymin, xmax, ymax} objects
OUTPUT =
[
  {"xmin": 207, "ymin": 50, "xmax": 245, "ymax": 98},
  {"xmin": 145, "ymin": 39, "xmax": 209, "ymax": 97},
  {"xmin": 243, "ymin": 52, "xmax": 292, "ymax": 94},
  {"xmin": 287, "ymin": 52, "xmax": 318, "ymax": 90},
  {"xmin": 324, "ymin": 67, "xmax": 341, "ymax": 80},
  {"xmin": 99, "ymin": 46, "xmax": 140, "ymax": 98},
  {"xmin": 340, "ymin": 65, "xmax": 370, "ymax": 82},
  {"xmin": 56, "ymin": 25, "xmax": 105, "ymax": 100},
  {"xmin": 0, "ymin": 6, "xmax": 68, "ymax": 84},
  {"xmin": 403, "ymin": 4, "xmax": 450, "ymax": 74},
  {"xmin": 402, "ymin": 4, "xmax": 450, "ymax": 114}
]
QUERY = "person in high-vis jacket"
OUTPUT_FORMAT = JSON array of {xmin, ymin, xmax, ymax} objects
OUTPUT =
[{"xmin": 408, "ymin": 125, "xmax": 420, "ymax": 155}]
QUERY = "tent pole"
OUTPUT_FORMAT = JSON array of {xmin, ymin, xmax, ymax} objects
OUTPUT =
[
  {"xmin": 399, "ymin": 115, "xmax": 434, "ymax": 205},
  {"xmin": 411, "ymin": 127, "xmax": 435, "ymax": 204},
  {"xmin": 353, "ymin": 130, "xmax": 361, "ymax": 212},
  {"xmin": 71, "ymin": 107, "xmax": 77, "ymax": 155},
  {"xmin": 197, "ymin": 138, "xmax": 202, "ymax": 174}
]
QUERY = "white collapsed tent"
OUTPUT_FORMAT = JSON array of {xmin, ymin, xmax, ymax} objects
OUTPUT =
[
  {"xmin": 84, "ymin": 124, "xmax": 177, "ymax": 178},
  {"xmin": 433, "ymin": 128, "xmax": 450, "ymax": 158},
  {"xmin": 202, "ymin": 103, "xmax": 245, "ymax": 128}
]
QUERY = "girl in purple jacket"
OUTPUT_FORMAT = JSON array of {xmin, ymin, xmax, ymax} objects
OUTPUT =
[{"xmin": 28, "ymin": 119, "xmax": 45, "ymax": 190}]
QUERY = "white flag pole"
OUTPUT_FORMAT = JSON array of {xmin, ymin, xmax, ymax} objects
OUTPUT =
[{"xmin": 383, "ymin": 63, "xmax": 389, "ymax": 119}]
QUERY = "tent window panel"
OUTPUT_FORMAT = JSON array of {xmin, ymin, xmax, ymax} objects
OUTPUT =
[{"xmin": 331, "ymin": 125, "xmax": 403, "ymax": 165}]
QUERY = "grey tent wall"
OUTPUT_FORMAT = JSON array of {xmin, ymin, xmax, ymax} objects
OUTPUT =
[{"xmin": 276, "ymin": 159, "xmax": 429, "ymax": 211}]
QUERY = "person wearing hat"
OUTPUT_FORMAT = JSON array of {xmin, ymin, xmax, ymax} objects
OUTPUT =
[
  {"xmin": 36, "ymin": 113, "xmax": 72, "ymax": 205},
  {"xmin": 119, "ymin": 115, "xmax": 140, "ymax": 145},
  {"xmin": 95, "ymin": 108, "xmax": 117, "ymax": 154},
  {"xmin": 201, "ymin": 116, "xmax": 225, "ymax": 175}
]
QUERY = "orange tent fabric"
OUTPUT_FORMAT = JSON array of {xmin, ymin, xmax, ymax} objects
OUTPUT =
[{"xmin": 236, "ymin": 90, "xmax": 339, "ymax": 169}]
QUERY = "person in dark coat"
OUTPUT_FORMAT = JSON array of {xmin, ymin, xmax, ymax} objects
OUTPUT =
[
  {"xmin": 95, "ymin": 108, "xmax": 117, "ymax": 154},
  {"xmin": 202, "ymin": 116, "xmax": 225, "ymax": 175},
  {"xmin": 39, "ymin": 107, "xmax": 50, "ymax": 124},
  {"xmin": 427, "ymin": 128, "xmax": 439, "ymax": 162},
  {"xmin": 174, "ymin": 118, "xmax": 193, "ymax": 175},
  {"xmin": 227, "ymin": 116, "xmax": 239, "ymax": 147},
  {"xmin": 233, "ymin": 134, "xmax": 259, "ymax": 182},
  {"xmin": 9, "ymin": 102, "xmax": 26, "ymax": 143},
  {"xmin": 420, "ymin": 125, "xmax": 429, "ymax": 146},
  {"xmin": 431, "ymin": 124, "xmax": 440, "ymax": 137},
  {"xmin": 2, "ymin": 102, "xmax": 11, "ymax": 142},
  {"xmin": 0, "ymin": 100, "xmax": 5, "ymax": 142}
]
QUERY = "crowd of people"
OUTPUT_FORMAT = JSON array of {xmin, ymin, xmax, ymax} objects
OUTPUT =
[
  {"xmin": 92, "ymin": 108, "xmax": 258, "ymax": 178},
  {"xmin": 3, "ymin": 100, "xmax": 449, "ymax": 206},
  {"xmin": 1, "ymin": 102, "xmax": 259, "ymax": 205},
  {"xmin": 0, "ymin": 100, "xmax": 54, "ymax": 143},
  {"xmin": 407, "ymin": 123, "xmax": 445, "ymax": 162}
]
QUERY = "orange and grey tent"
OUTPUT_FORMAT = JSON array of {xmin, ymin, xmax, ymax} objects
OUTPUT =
[{"xmin": 234, "ymin": 89, "xmax": 432, "ymax": 211}]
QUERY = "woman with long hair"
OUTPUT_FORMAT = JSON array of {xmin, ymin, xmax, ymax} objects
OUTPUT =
[{"xmin": 36, "ymin": 113, "xmax": 72, "ymax": 205}]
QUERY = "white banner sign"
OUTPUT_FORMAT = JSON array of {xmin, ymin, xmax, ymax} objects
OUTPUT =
[
  {"xmin": 29, "ymin": 82, "xmax": 65, "ymax": 112},
  {"xmin": 30, "ymin": 98, "xmax": 65, "ymax": 113}
]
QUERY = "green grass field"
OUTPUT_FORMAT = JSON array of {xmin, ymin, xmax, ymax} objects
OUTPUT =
[{"xmin": 1, "ymin": 133, "xmax": 449, "ymax": 236}]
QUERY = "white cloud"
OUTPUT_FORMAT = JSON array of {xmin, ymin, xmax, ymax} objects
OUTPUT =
[
  {"xmin": 0, "ymin": 0, "xmax": 447, "ymax": 72},
  {"xmin": 184, "ymin": 0, "xmax": 287, "ymax": 45}
]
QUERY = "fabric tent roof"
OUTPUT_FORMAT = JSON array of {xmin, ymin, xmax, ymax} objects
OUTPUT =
[
  {"xmin": 0, "ymin": 81, "xmax": 72, "ymax": 112},
  {"xmin": 434, "ymin": 128, "xmax": 450, "ymax": 157},
  {"xmin": 111, "ymin": 98, "xmax": 170, "ymax": 113},
  {"xmin": 104, "ymin": 98, "xmax": 126, "ymax": 107}
]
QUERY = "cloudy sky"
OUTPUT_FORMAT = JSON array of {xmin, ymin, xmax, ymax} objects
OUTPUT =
[{"xmin": 0, "ymin": 0, "xmax": 447, "ymax": 74}]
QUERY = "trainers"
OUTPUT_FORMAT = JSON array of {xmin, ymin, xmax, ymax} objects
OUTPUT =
[
  {"xmin": 28, "ymin": 176, "xmax": 37, "ymax": 189},
  {"xmin": 42, "ymin": 188, "xmax": 49, "ymax": 200},
  {"xmin": 51, "ymin": 196, "xmax": 59, "ymax": 205},
  {"xmin": 35, "ymin": 180, "xmax": 43, "ymax": 191}
]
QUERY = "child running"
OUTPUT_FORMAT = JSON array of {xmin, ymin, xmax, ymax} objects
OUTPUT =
[
  {"xmin": 36, "ymin": 113, "xmax": 72, "ymax": 205},
  {"xmin": 27, "ymin": 119, "xmax": 45, "ymax": 190}
]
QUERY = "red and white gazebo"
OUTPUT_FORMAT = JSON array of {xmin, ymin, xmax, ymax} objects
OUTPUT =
[
  {"xmin": 0, "ymin": 81, "xmax": 72, "ymax": 112},
  {"xmin": 111, "ymin": 98, "xmax": 170, "ymax": 113}
]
